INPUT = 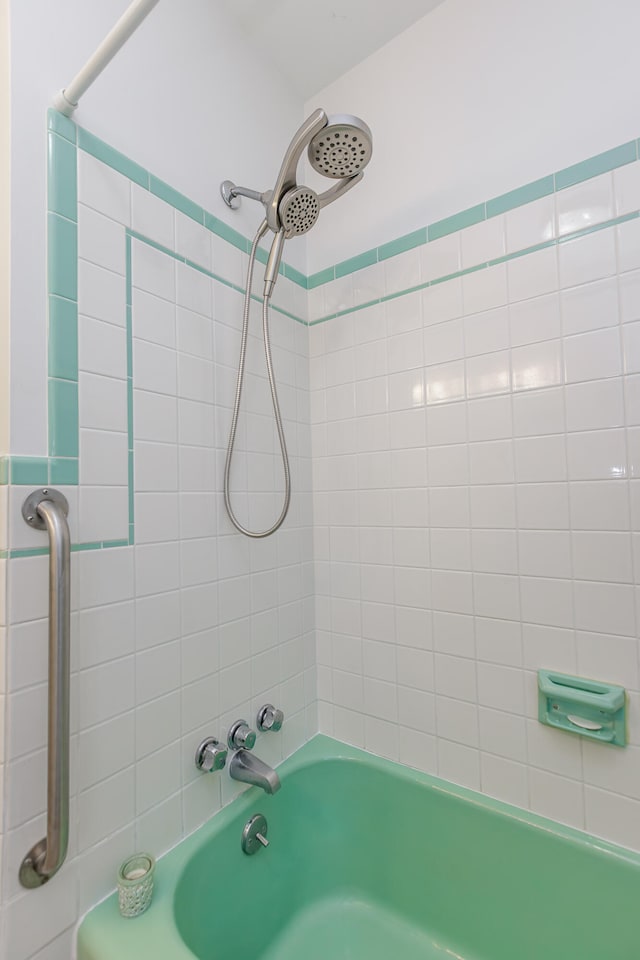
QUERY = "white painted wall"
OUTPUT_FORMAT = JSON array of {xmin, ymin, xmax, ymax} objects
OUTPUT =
[
  {"xmin": 305, "ymin": 0, "xmax": 640, "ymax": 271},
  {"xmin": 0, "ymin": 0, "xmax": 10, "ymax": 457},
  {"xmin": 8, "ymin": 0, "xmax": 305, "ymax": 455}
]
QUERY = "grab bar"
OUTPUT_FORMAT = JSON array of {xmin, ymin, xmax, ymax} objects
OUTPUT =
[{"xmin": 19, "ymin": 488, "xmax": 71, "ymax": 888}]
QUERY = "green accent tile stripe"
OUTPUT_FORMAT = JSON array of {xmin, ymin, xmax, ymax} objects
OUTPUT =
[
  {"xmin": 128, "ymin": 229, "xmax": 306, "ymax": 325},
  {"xmin": 204, "ymin": 213, "xmax": 250, "ymax": 254},
  {"xmin": 556, "ymin": 209, "xmax": 640, "ymax": 243},
  {"xmin": 48, "ymin": 379, "xmax": 79, "ymax": 458},
  {"xmin": 47, "ymin": 109, "xmax": 76, "ymax": 144},
  {"xmin": 554, "ymin": 140, "xmax": 637, "ymax": 190},
  {"xmin": 47, "ymin": 213, "xmax": 77, "ymax": 300},
  {"xmin": 10, "ymin": 457, "xmax": 49, "ymax": 485},
  {"xmin": 2, "ymin": 540, "xmax": 128, "ymax": 558},
  {"xmin": 77, "ymin": 126, "xmax": 149, "ymax": 188},
  {"xmin": 71, "ymin": 542, "xmax": 103, "ymax": 554},
  {"xmin": 0, "ymin": 456, "xmax": 79, "ymax": 487},
  {"xmin": 335, "ymin": 248, "xmax": 378, "ymax": 279},
  {"xmin": 47, "ymin": 129, "xmax": 79, "ymax": 479},
  {"xmin": 284, "ymin": 263, "xmax": 308, "ymax": 288},
  {"xmin": 378, "ymin": 228, "xmax": 427, "ymax": 261},
  {"xmin": 486, "ymin": 176, "xmax": 554, "ymax": 219},
  {"xmin": 128, "ymin": 228, "xmax": 174, "ymax": 259},
  {"xmin": 428, "ymin": 204, "xmax": 485, "ymax": 241},
  {"xmin": 488, "ymin": 239, "xmax": 555, "ymax": 265},
  {"xmin": 8, "ymin": 547, "xmax": 49, "ymax": 559},
  {"xmin": 49, "ymin": 458, "xmax": 79, "ymax": 485},
  {"xmin": 310, "ymin": 210, "xmax": 640, "ymax": 326},
  {"xmin": 149, "ymin": 175, "xmax": 204, "ymax": 224},
  {"xmin": 53, "ymin": 109, "xmax": 640, "ymax": 295},
  {"xmin": 48, "ymin": 133, "xmax": 77, "ymax": 221},
  {"xmin": 48, "ymin": 296, "xmax": 78, "ymax": 381},
  {"xmin": 308, "ymin": 266, "xmax": 335, "ymax": 289}
]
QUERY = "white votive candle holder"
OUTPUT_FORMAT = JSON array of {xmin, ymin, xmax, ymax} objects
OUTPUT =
[{"xmin": 117, "ymin": 853, "xmax": 155, "ymax": 918}]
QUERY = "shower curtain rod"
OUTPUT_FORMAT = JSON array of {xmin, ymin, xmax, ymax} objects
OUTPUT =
[{"xmin": 53, "ymin": 0, "xmax": 161, "ymax": 117}]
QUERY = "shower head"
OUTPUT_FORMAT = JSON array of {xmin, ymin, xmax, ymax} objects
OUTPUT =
[
  {"xmin": 279, "ymin": 186, "xmax": 320, "ymax": 238},
  {"xmin": 264, "ymin": 108, "xmax": 372, "ymax": 236},
  {"xmin": 220, "ymin": 108, "xmax": 372, "ymax": 297},
  {"xmin": 308, "ymin": 114, "xmax": 373, "ymax": 180}
]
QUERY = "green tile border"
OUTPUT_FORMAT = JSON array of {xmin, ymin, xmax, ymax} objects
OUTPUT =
[
  {"xmin": 127, "ymin": 229, "xmax": 306, "ymax": 325},
  {"xmin": 25, "ymin": 116, "xmax": 311, "ymax": 558},
  {"xmin": 554, "ymin": 140, "xmax": 637, "ymax": 190},
  {"xmin": 6, "ymin": 110, "xmax": 640, "ymax": 556},
  {"xmin": 10, "ymin": 457, "xmax": 48, "ymax": 485},
  {"xmin": 62, "ymin": 109, "xmax": 640, "ymax": 295},
  {"xmin": 150, "ymin": 175, "xmax": 203, "ymax": 224},
  {"xmin": 47, "ymin": 109, "xmax": 76, "ymax": 144},
  {"xmin": 0, "ymin": 456, "xmax": 79, "ymax": 487},
  {"xmin": 77, "ymin": 127, "xmax": 149, "ymax": 188},
  {"xmin": 486, "ymin": 176, "xmax": 554, "ymax": 218},
  {"xmin": 308, "ymin": 210, "xmax": 640, "ymax": 326},
  {"xmin": 306, "ymin": 142, "xmax": 639, "ymax": 289},
  {"xmin": 5, "ymin": 539, "xmax": 132, "ymax": 560}
]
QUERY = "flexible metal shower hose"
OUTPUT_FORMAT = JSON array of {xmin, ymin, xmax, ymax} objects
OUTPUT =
[{"xmin": 223, "ymin": 222, "xmax": 292, "ymax": 537}]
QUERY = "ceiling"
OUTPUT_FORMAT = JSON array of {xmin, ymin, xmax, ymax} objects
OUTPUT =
[{"xmin": 219, "ymin": 0, "xmax": 447, "ymax": 100}]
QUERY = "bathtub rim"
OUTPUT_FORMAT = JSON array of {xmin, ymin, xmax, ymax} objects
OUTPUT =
[{"xmin": 76, "ymin": 733, "xmax": 640, "ymax": 960}]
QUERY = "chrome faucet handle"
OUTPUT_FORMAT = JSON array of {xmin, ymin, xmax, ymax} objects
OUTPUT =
[
  {"xmin": 257, "ymin": 703, "xmax": 284, "ymax": 733},
  {"xmin": 228, "ymin": 720, "xmax": 257, "ymax": 751},
  {"xmin": 195, "ymin": 737, "xmax": 228, "ymax": 773}
]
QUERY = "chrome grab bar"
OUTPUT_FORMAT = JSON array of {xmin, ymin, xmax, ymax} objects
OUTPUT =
[{"xmin": 19, "ymin": 488, "xmax": 71, "ymax": 888}]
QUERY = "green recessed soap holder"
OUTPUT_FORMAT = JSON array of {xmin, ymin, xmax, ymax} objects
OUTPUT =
[{"xmin": 537, "ymin": 670, "xmax": 626, "ymax": 747}]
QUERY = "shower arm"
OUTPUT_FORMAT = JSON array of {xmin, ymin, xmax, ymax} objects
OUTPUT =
[
  {"xmin": 220, "ymin": 182, "xmax": 272, "ymax": 210},
  {"xmin": 221, "ymin": 172, "xmax": 362, "ymax": 219}
]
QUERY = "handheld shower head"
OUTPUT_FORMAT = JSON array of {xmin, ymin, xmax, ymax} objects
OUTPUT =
[
  {"xmin": 220, "ymin": 108, "xmax": 373, "ymax": 298},
  {"xmin": 279, "ymin": 186, "xmax": 320, "ymax": 238},
  {"xmin": 222, "ymin": 109, "xmax": 373, "ymax": 539}
]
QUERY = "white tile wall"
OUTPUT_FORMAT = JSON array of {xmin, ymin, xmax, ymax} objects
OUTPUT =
[
  {"xmin": 311, "ymin": 161, "xmax": 640, "ymax": 855},
  {"xmin": 4, "ymin": 139, "xmax": 640, "ymax": 960},
  {"xmin": 0, "ymin": 153, "xmax": 315, "ymax": 959}
]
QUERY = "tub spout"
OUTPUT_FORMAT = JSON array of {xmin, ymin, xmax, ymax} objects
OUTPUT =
[{"xmin": 228, "ymin": 749, "xmax": 281, "ymax": 795}]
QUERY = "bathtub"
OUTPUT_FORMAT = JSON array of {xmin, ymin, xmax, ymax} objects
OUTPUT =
[{"xmin": 77, "ymin": 735, "xmax": 640, "ymax": 959}]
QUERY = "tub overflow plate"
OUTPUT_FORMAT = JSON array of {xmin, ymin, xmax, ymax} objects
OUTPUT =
[{"xmin": 242, "ymin": 814, "xmax": 269, "ymax": 855}]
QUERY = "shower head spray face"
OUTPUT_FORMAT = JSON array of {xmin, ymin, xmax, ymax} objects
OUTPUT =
[
  {"xmin": 279, "ymin": 186, "xmax": 320, "ymax": 238},
  {"xmin": 308, "ymin": 114, "xmax": 373, "ymax": 179}
]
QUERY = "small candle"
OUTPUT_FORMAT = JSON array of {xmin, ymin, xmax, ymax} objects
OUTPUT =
[{"xmin": 118, "ymin": 853, "xmax": 155, "ymax": 918}]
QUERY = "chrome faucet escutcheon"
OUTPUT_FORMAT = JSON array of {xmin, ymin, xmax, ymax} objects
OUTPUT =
[{"xmin": 195, "ymin": 737, "xmax": 228, "ymax": 773}]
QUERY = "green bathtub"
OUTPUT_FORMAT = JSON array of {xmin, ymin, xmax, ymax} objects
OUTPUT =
[{"xmin": 78, "ymin": 735, "xmax": 640, "ymax": 959}]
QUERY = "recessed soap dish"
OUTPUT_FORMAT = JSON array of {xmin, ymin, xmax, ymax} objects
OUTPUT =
[{"xmin": 537, "ymin": 670, "xmax": 626, "ymax": 747}]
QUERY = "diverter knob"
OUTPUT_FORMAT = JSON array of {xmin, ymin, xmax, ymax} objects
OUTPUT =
[
  {"xmin": 228, "ymin": 720, "xmax": 257, "ymax": 751},
  {"xmin": 257, "ymin": 703, "xmax": 284, "ymax": 732}
]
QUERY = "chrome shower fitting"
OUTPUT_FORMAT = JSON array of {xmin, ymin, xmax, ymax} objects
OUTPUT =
[
  {"xmin": 221, "ymin": 110, "xmax": 373, "ymax": 255},
  {"xmin": 222, "ymin": 108, "xmax": 373, "ymax": 538}
]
